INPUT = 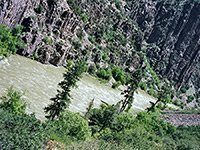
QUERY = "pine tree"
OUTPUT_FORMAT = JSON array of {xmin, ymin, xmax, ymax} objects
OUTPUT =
[
  {"xmin": 120, "ymin": 68, "xmax": 144, "ymax": 112},
  {"xmin": 44, "ymin": 59, "xmax": 85, "ymax": 120},
  {"xmin": 146, "ymin": 81, "xmax": 174, "ymax": 112}
]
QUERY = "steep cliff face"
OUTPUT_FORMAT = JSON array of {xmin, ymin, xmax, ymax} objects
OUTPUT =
[
  {"xmin": 1, "ymin": 0, "xmax": 81, "ymax": 65},
  {"xmin": 0, "ymin": 0, "xmax": 199, "ymax": 91},
  {"xmin": 0, "ymin": 0, "xmax": 143, "ymax": 69},
  {"xmin": 127, "ymin": 0, "xmax": 200, "ymax": 90}
]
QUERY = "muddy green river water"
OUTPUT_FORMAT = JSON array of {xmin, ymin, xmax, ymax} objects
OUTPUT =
[{"xmin": 0, "ymin": 55, "xmax": 157, "ymax": 120}]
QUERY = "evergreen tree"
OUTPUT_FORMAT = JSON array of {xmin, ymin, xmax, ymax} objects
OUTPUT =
[
  {"xmin": 120, "ymin": 67, "xmax": 144, "ymax": 112},
  {"xmin": 44, "ymin": 59, "xmax": 85, "ymax": 120},
  {"xmin": 146, "ymin": 81, "xmax": 174, "ymax": 112}
]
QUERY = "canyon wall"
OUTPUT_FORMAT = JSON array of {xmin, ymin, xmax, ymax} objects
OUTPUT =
[
  {"xmin": 0, "ymin": 0, "xmax": 199, "ymax": 91},
  {"xmin": 128, "ymin": 0, "xmax": 200, "ymax": 90}
]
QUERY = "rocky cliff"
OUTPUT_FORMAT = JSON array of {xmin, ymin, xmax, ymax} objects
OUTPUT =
[
  {"xmin": 128, "ymin": 0, "xmax": 200, "ymax": 91},
  {"xmin": 0, "ymin": 0, "xmax": 199, "ymax": 92}
]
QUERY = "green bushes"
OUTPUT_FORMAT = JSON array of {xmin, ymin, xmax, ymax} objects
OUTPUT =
[
  {"xmin": 111, "ymin": 67, "xmax": 126, "ymax": 85},
  {"xmin": 47, "ymin": 110, "xmax": 91, "ymax": 144},
  {"xmin": 95, "ymin": 110, "xmax": 177, "ymax": 149},
  {"xmin": 187, "ymin": 95, "xmax": 195, "ymax": 103},
  {"xmin": 181, "ymin": 88, "xmax": 187, "ymax": 93},
  {"xmin": 87, "ymin": 104, "xmax": 118, "ymax": 135},
  {"xmin": 112, "ymin": 81, "xmax": 121, "ymax": 89},
  {"xmin": 96, "ymin": 68, "xmax": 112, "ymax": 81},
  {"xmin": 89, "ymin": 65, "xmax": 129, "ymax": 86},
  {"xmin": 0, "ymin": 24, "xmax": 24, "ymax": 58},
  {"xmin": 0, "ymin": 109, "xmax": 48, "ymax": 149},
  {"xmin": 77, "ymin": 28, "xmax": 85, "ymax": 40},
  {"xmin": 0, "ymin": 87, "xmax": 48, "ymax": 149},
  {"xmin": 139, "ymin": 81, "xmax": 147, "ymax": 91},
  {"xmin": 0, "ymin": 87, "xmax": 26, "ymax": 115},
  {"xmin": 81, "ymin": 13, "xmax": 88, "ymax": 23},
  {"xmin": 148, "ymin": 88, "xmax": 157, "ymax": 97},
  {"xmin": 135, "ymin": 111, "xmax": 176, "ymax": 134}
]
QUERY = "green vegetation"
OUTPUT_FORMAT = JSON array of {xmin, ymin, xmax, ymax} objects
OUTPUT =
[
  {"xmin": 77, "ymin": 28, "xmax": 85, "ymax": 41},
  {"xmin": 147, "ymin": 81, "xmax": 173, "ymax": 112},
  {"xmin": 187, "ymin": 95, "xmax": 195, "ymax": 103},
  {"xmin": 0, "ymin": 87, "xmax": 48, "ymax": 149},
  {"xmin": 112, "ymin": 81, "xmax": 121, "ymax": 89},
  {"xmin": 1, "ymin": 75, "xmax": 200, "ymax": 149},
  {"xmin": 83, "ymin": 103, "xmax": 200, "ymax": 150},
  {"xmin": 0, "ymin": 109, "xmax": 49, "ymax": 150},
  {"xmin": 120, "ymin": 68, "xmax": 144, "ymax": 112},
  {"xmin": 0, "ymin": 24, "xmax": 24, "ymax": 59},
  {"xmin": 87, "ymin": 104, "xmax": 118, "ymax": 135},
  {"xmin": 0, "ymin": 87, "xmax": 26, "ymax": 115},
  {"xmin": 46, "ymin": 110, "xmax": 91, "ymax": 144},
  {"xmin": 44, "ymin": 59, "xmax": 85, "ymax": 120},
  {"xmin": 96, "ymin": 67, "xmax": 112, "ymax": 81},
  {"xmin": 1, "ymin": 0, "xmax": 200, "ymax": 149},
  {"xmin": 30, "ymin": 51, "xmax": 39, "ymax": 60},
  {"xmin": 112, "ymin": 66, "xmax": 126, "ymax": 85},
  {"xmin": 181, "ymin": 88, "xmax": 187, "ymax": 93},
  {"xmin": 139, "ymin": 81, "xmax": 147, "ymax": 91}
]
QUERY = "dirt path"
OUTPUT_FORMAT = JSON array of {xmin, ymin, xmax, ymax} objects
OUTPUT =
[{"xmin": 161, "ymin": 114, "xmax": 200, "ymax": 127}]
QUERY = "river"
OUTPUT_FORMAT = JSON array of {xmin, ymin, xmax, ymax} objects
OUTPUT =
[{"xmin": 0, "ymin": 55, "xmax": 156, "ymax": 120}]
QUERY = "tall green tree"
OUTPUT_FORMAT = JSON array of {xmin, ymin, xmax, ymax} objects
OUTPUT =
[
  {"xmin": 120, "ymin": 68, "xmax": 144, "ymax": 112},
  {"xmin": 146, "ymin": 81, "xmax": 174, "ymax": 112},
  {"xmin": 44, "ymin": 60, "xmax": 85, "ymax": 120}
]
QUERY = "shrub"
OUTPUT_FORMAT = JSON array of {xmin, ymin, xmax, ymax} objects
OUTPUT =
[
  {"xmin": 111, "ymin": 67, "xmax": 126, "ymax": 85},
  {"xmin": 99, "ymin": 111, "xmax": 176, "ymax": 149},
  {"xmin": 0, "ymin": 109, "xmax": 48, "ymax": 149},
  {"xmin": 139, "ymin": 82, "xmax": 147, "ymax": 91},
  {"xmin": 181, "ymin": 88, "xmax": 187, "ymax": 93},
  {"xmin": 112, "ymin": 81, "xmax": 121, "ymax": 89},
  {"xmin": 148, "ymin": 88, "xmax": 155, "ymax": 96},
  {"xmin": 97, "ymin": 68, "xmax": 112, "ymax": 81},
  {"xmin": 81, "ymin": 13, "xmax": 88, "ymax": 23},
  {"xmin": 84, "ymin": 64, "xmax": 89, "ymax": 72},
  {"xmin": 47, "ymin": 110, "xmax": 91, "ymax": 144},
  {"xmin": 135, "ymin": 111, "xmax": 176, "ymax": 134},
  {"xmin": 0, "ymin": 87, "xmax": 26, "ymax": 115},
  {"xmin": 0, "ymin": 24, "xmax": 24, "ymax": 58},
  {"xmin": 187, "ymin": 95, "xmax": 195, "ymax": 103},
  {"xmin": 173, "ymin": 99, "xmax": 179, "ymax": 105},
  {"xmin": 88, "ymin": 104, "xmax": 118, "ymax": 135}
]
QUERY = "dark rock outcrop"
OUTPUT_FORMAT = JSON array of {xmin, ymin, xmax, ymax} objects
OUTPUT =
[{"xmin": 128, "ymin": 0, "xmax": 200, "ymax": 90}]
